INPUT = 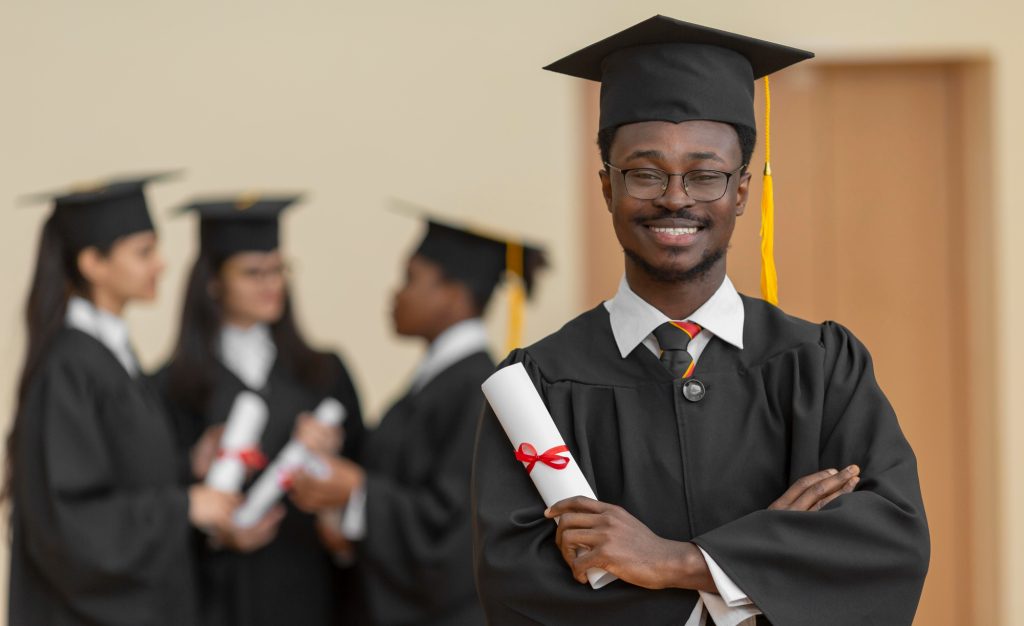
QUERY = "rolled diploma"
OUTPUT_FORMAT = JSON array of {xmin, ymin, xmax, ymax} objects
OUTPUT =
[
  {"xmin": 481, "ymin": 362, "xmax": 617, "ymax": 589},
  {"xmin": 205, "ymin": 391, "xmax": 269, "ymax": 493},
  {"xmin": 234, "ymin": 397, "xmax": 347, "ymax": 528}
]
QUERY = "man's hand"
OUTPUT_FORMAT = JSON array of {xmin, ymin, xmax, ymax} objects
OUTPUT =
[
  {"xmin": 293, "ymin": 413, "xmax": 344, "ymax": 456},
  {"xmin": 191, "ymin": 424, "xmax": 225, "ymax": 480},
  {"xmin": 543, "ymin": 467, "xmax": 861, "ymax": 591},
  {"xmin": 545, "ymin": 496, "xmax": 714, "ymax": 591},
  {"xmin": 215, "ymin": 505, "xmax": 287, "ymax": 553},
  {"xmin": 768, "ymin": 465, "xmax": 860, "ymax": 511},
  {"xmin": 289, "ymin": 456, "xmax": 365, "ymax": 513}
]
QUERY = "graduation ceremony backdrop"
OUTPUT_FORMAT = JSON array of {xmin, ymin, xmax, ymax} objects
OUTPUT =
[{"xmin": 0, "ymin": 1, "xmax": 1022, "ymax": 625}]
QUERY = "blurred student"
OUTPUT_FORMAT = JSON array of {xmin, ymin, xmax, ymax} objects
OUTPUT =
[
  {"xmin": 290, "ymin": 211, "xmax": 546, "ymax": 626},
  {"xmin": 156, "ymin": 194, "xmax": 367, "ymax": 626},
  {"xmin": 5, "ymin": 174, "xmax": 239, "ymax": 626}
]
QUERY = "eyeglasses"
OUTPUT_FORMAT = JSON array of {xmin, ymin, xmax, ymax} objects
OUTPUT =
[
  {"xmin": 235, "ymin": 262, "xmax": 291, "ymax": 282},
  {"xmin": 604, "ymin": 162, "xmax": 746, "ymax": 202}
]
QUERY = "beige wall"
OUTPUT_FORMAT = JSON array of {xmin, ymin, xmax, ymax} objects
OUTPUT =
[{"xmin": 1, "ymin": 1, "xmax": 1020, "ymax": 623}]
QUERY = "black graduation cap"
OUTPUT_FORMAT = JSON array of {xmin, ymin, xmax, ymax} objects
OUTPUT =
[
  {"xmin": 26, "ymin": 172, "xmax": 175, "ymax": 251},
  {"xmin": 544, "ymin": 15, "xmax": 814, "ymax": 305},
  {"xmin": 415, "ymin": 218, "xmax": 548, "ymax": 305},
  {"xmin": 176, "ymin": 193, "xmax": 302, "ymax": 258},
  {"xmin": 544, "ymin": 15, "xmax": 813, "ymax": 132},
  {"xmin": 394, "ymin": 200, "xmax": 548, "ymax": 349}
]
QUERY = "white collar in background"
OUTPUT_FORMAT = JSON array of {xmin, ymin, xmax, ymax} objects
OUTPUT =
[
  {"xmin": 219, "ymin": 323, "xmax": 277, "ymax": 390},
  {"xmin": 65, "ymin": 296, "xmax": 139, "ymax": 377},
  {"xmin": 604, "ymin": 274, "xmax": 745, "ymax": 358},
  {"xmin": 410, "ymin": 317, "xmax": 489, "ymax": 394}
]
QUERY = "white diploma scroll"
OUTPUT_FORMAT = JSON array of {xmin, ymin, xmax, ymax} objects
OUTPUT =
[
  {"xmin": 481, "ymin": 362, "xmax": 617, "ymax": 589},
  {"xmin": 234, "ymin": 397, "xmax": 347, "ymax": 528},
  {"xmin": 205, "ymin": 391, "xmax": 269, "ymax": 493}
]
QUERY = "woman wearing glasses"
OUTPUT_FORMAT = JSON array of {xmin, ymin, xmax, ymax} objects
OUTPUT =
[{"xmin": 155, "ymin": 194, "xmax": 367, "ymax": 626}]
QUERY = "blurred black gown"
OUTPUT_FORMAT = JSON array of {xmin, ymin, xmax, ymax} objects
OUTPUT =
[
  {"xmin": 155, "ymin": 351, "xmax": 366, "ymax": 626},
  {"xmin": 9, "ymin": 328, "xmax": 197, "ymax": 626},
  {"xmin": 354, "ymin": 350, "xmax": 493, "ymax": 626}
]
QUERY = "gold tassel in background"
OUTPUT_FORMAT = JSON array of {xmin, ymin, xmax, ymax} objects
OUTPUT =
[{"xmin": 505, "ymin": 242, "xmax": 526, "ymax": 353}]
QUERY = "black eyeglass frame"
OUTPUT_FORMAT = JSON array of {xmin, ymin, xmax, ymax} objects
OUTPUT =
[{"xmin": 603, "ymin": 162, "xmax": 747, "ymax": 202}]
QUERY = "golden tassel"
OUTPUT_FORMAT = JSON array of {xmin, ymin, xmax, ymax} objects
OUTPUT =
[{"xmin": 760, "ymin": 76, "xmax": 779, "ymax": 306}]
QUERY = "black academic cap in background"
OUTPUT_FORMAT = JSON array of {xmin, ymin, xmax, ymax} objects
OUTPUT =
[
  {"xmin": 176, "ymin": 193, "xmax": 302, "ymax": 258},
  {"xmin": 26, "ymin": 171, "xmax": 177, "ymax": 250}
]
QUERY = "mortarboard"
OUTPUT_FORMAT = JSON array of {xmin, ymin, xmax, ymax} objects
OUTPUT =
[
  {"xmin": 26, "ymin": 171, "xmax": 176, "ymax": 251},
  {"xmin": 176, "ymin": 193, "xmax": 302, "ymax": 259}
]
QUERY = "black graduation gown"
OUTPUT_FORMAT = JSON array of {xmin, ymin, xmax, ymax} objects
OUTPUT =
[
  {"xmin": 355, "ymin": 351, "xmax": 493, "ymax": 626},
  {"xmin": 472, "ymin": 298, "xmax": 930, "ymax": 626},
  {"xmin": 9, "ymin": 328, "xmax": 196, "ymax": 626},
  {"xmin": 155, "ymin": 353, "xmax": 367, "ymax": 626}
]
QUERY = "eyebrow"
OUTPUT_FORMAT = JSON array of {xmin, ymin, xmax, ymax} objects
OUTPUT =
[{"xmin": 623, "ymin": 149, "xmax": 726, "ymax": 164}]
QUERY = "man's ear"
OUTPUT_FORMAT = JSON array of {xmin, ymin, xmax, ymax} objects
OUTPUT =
[
  {"xmin": 599, "ymin": 169, "xmax": 613, "ymax": 213},
  {"xmin": 76, "ymin": 247, "xmax": 106, "ymax": 286},
  {"xmin": 735, "ymin": 171, "xmax": 752, "ymax": 217}
]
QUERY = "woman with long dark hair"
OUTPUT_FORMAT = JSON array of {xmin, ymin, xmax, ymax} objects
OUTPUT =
[
  {"xmin": 156, "ymin": 194, "xmax": 366, "ymax": 626},
  {"xmin": 5, "ymin": 174, "xmax": 240, "ymax": 626}
]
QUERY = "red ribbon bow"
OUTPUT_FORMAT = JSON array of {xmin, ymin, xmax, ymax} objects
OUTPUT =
[
  {"xmin": 217, "ymin": 448, "xmax": 269, "ymax": 471},
  {"xmin": 515, "ymin": 442, "xmax": 570, "ymax": 474}
]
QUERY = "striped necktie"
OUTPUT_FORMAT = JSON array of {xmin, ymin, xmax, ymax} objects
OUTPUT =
[{"xmin": 652, "ymin": 321, "xmax": 702, "ymax": 379}]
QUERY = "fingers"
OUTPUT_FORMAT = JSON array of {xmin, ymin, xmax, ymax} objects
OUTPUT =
[
  {"xmin": 571, "ymin": 544, "xmax": 608, "ymax": 584},
  {"xmin": 813, "ymin": 476, "xmax": 861, "ymax": 511},
  {"xmin": 258, "ymin": 505, "xmax": 287, "ymax": 530},
  {"xmin": 545, "ymin": 496, "xmax": 607, "ymax": 519},
  {"xmin": 789, "ymin": 465, "xmax": 861, "ymax": 511},
  {"xmin": 294, "ymin": 415, "xmax": 342, "ymax": 455},
  {"xmin": 554, "ymin": 512, "xmax": 604, "ymax": 547},
  {"xmin": 769, "ymin": 468, "xmax": 839, "ymax": 510}
]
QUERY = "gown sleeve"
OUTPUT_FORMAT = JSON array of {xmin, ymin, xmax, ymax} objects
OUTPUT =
[
  {"xmin": 358, "ymin": 372, "xmax": 484, "ymax": 617},
  {"xmin": 14, "ymin": 356, "xmax": 192, "ymax": 624},
  {"xmin": 691, "ymin": 322, "xmax": 930, "ymax": 626}
]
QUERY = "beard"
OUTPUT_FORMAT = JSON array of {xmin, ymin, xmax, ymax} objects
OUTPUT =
[{"xmin": 623, "ymin": 244, "xmax": 726, "ymax": 284}]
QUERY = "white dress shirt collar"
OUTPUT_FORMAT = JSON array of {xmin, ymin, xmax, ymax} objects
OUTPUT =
[
  {"xmin": 410, "ymin": 318, "xmax": 489, "ymax": 393},
  {"xmin": 604, "ymin": 274, "xmax": 745, "ymax": 359},
  {"xmin": 65, "ymin": 296, "xmax": 138, "ymax": 376},
  {"xmin": 219, "ymin": 323, "xmax": 277, "ymax": 390}
]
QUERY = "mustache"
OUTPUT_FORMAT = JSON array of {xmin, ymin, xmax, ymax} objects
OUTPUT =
[{"xmin": 632, "ymin": 209, "xmax": 711, "ymax": 228}]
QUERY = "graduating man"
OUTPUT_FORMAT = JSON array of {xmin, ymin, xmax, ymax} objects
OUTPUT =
[
  {"xmin": 290, "ymin": 212, "xmax": 546, "ymax": 625},
  {"xmin": 472, "ymin": 16, "xmax": 929, "ymax": 626}
]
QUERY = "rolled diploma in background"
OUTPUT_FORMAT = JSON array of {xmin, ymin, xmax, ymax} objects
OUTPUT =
[
  {"xmin": 481, "ymin": 362, "xmax": 617, "ymax": 589},
  {"xmin": 205, "ymin": 391, "xmax": 269, "ymax": 493},
  {"xmin": 234, "ymin": 397, "xmax": 347, "ymax": 528}
]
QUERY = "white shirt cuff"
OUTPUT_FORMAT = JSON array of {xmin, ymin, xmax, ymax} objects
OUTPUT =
[
  {"xmin": 693, "ymin": 592, "xmax": 761, "ymax": 626},
  {"xmin": 339, "ymin": 483, "xmax": 367, "ymax": 541},
  {"xmin": 698, "ymin": 547, "xmax": 754, "ymax": 608}
]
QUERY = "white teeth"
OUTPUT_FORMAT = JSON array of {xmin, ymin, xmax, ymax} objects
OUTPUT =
[{"xmin": 650, "ymin": 226, "xmax": 698, "ymax": 235}]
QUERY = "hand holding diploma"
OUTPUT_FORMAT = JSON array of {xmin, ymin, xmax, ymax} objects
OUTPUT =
[
  {"xmin": 233, "ymin": 398, "xmax": 347, "ymax": 528},
  {"xmin": 480, "ymin": 363, "xmax": 617, "ymax": 589},
  {"xmin": 288, "ymin": 455, "xmax": 365, "ymax": 512}
]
